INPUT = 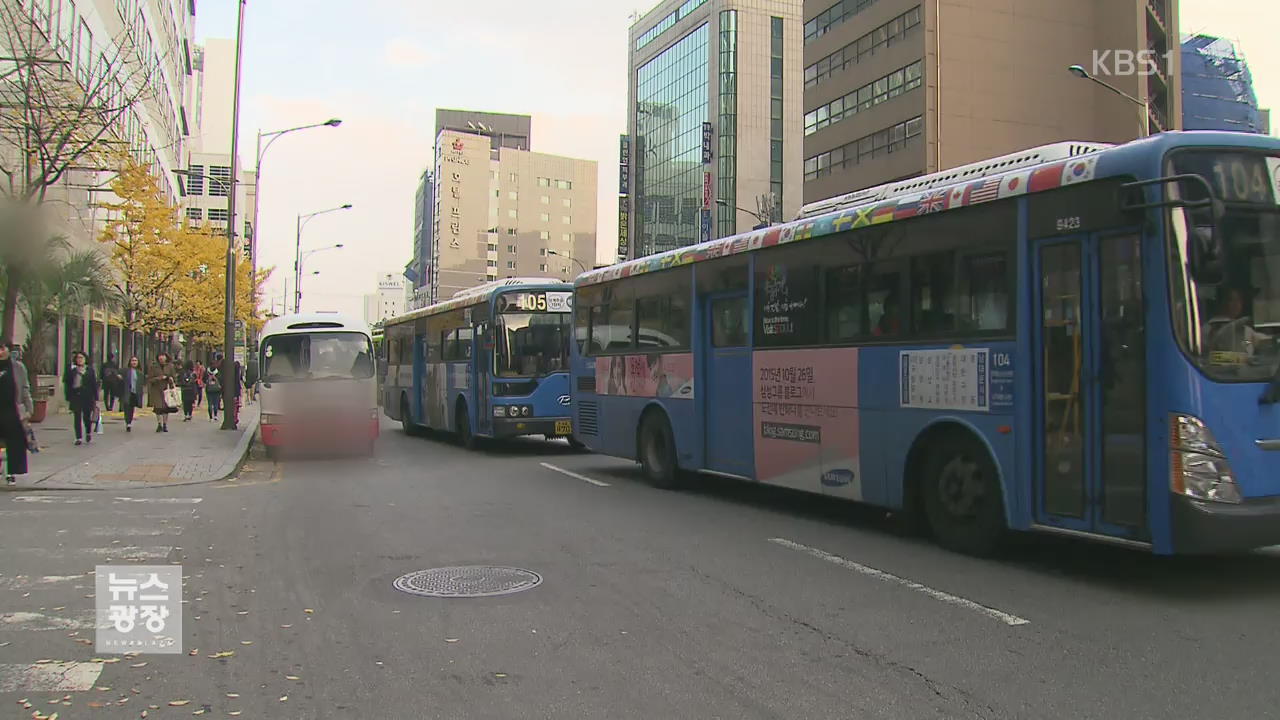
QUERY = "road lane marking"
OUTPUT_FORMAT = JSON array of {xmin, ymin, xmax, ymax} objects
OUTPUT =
[
  {"xmin": 768, "ymin": 537, "xmax": 1030, "ymax": 627},
  {"xmin": 85, "ymin": 527, "xmax": 182, "ymax": 537},
  {"xmin": 539, "ymin": 463, "xmax": 610, "ymax": 487},
  {"xmin": 0, "ymin": 574, "xmax": 87, "ymax": 590},
  {"xmin": 0, "ymin": 661, "xmax": 104, "ymax": 692},
  {"xmin": 12, "ymin": 496, "xmax": 94, "ymax": 503},
  {"xmin": 113, "ymin": 497, "xmax": 202, "ymax": 504},
  {"xmin": 10, "ymin": 546, "xmax": 173, "ymax": 561},
  {"xmin": 0, "ymin": 611, "xmax": 97, "ymax": 631}
]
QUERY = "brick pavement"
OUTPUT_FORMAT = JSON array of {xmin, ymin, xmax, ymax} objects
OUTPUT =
[{"xmin": 0, "ymin": 400, "xmax": 259, "ymax": 490}]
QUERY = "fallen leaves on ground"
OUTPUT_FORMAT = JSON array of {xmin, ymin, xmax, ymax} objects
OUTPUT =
[
  {"xmin": 168, "ymin": 700, "xmax": 190, "ymax": 706},
  {"xmin": 207, "ymin": 651, "xmax": 235, "ymax": 659}
]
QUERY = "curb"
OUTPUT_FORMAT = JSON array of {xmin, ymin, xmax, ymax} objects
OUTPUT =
[{"xmin": 0, "ymin": 413, "xmax": 261, "ymax": 493}]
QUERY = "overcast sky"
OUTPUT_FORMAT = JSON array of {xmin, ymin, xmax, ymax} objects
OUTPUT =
[{"xmin": 194, "ymin": 0, "xmax": 1276, "ymax": 319}]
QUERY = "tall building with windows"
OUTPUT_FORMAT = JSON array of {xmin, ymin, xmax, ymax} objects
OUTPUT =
[
  {"xmin": 623, "ymin": 0, "xmax": 805, "ymax": 259},
  {"xmin": 0, "ymin": 0, "xmax": 196, "ymax": 395},
  {"xmin": 1181, "ymin": 34, "xmax": 1268, "ymax": 134},
  {"xmin": 424, "ymin": 115, "xmax": 597, "ymax": 304},
  {"xmin": 802, "ymin": 0, "xmax": 1182, "ymax": 202},
  {"xmin": 406, "ymin": 170, "xmax": 435, "ymax": 310}
]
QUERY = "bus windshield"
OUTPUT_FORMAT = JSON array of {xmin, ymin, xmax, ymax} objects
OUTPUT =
[
  {"xmin": 262, "ymin": 332, "xmax": 375, "ymax": 382},
  {"xmin": 1174, "ymin": 208, "xmax": 1280, "ymax": 382},
  {"xmin": 495, "ymin": 313, "xmax": 571, "ymax": 377}
]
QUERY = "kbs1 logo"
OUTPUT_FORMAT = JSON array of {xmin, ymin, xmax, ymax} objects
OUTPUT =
[{"xmin": 1089, "ymin": 49, "xmax": 1175, "ymax": 77}]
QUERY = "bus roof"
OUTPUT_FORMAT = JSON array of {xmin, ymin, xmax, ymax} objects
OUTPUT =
[
  {"xmin": 384, "ymin": 277, "xmax": 572, "ymax": 326},
  {"xmin": 576, "ymin": 131, "xmax": 1280, "ymax": 288},
  {"xmin": 261, "ymin": 312, "xmax": 371, "ymax": 338}
]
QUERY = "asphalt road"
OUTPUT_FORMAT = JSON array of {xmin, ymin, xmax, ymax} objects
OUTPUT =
[{"xmin": 2, "ymin": 420, "xmax": 1279, "ymax": 719}]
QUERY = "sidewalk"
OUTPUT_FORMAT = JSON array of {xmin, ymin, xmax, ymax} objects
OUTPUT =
[{"xmin": 1, "ymin": 399, "xmax": 259, "ymax": 491}]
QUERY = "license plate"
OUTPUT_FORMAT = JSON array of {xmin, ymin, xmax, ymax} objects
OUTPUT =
[{"xmin": 555, "ymin": 420, "xmax": 572, "ymax": 435}]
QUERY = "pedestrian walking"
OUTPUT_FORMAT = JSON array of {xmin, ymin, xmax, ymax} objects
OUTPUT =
[
  {"xmin": 204, "ymin": 356, "xmax": 223, "ymax": 422},
  {"xmin": 193, "ymin": 360, "xmax": 205, "ymax": 408},
  {"xmin": 147, "ymin": 352, "xmax": 178, "ymax": 433},
  {"xmin": 226, "ymin": 356, "xmax": 243, "ymax": 430},
  {"xmin": 63, "ymin": 352, "xmax": 99, "ymax": 446},
  {"xmin": 179, "ymin": 360, "xmax": 198, "ymax": 421},
  {"xmin": 244, "ymin": 354, "xmax": 258, "ymax": 404},
  {"xmin": 121, "ymin": 356, "xmax": 143, "ymax": 432},
  {"xmin": 101, "ymin": 353, "xmax": 121, "ymax": 412},
  {"xmin": 0, "ymin": 344, "xmax": 34, "ymax": 485}
]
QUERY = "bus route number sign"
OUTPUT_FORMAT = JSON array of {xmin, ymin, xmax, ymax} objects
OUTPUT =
[{"xmin": 504, "ymin": 291, "xmax": 573, "ymax": 313}]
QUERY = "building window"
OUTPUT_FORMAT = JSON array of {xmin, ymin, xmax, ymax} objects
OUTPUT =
[
  {"xmin": 540, "ymin": 212, "xmax": 550, "ymax": 222},
  {"xmin": 186, "ymin": 207, "xmax": 202, "ymax": 222},
  {"xmin": 635, "ymin": 0, "xmax": 708, "ymax": 50},
  {"xmin": 562, "ymin": 216, "xmax": 571, "ymax": 225},
  {"xmin": 207, "ymin": 207, "xmax": 229, "ymax": 223},
  {"xmin": 507, "ymin": 244, "xmax": 517, "ymax": 253},
  {"xmin": 770, "ymin": 15, "xmax": 783, "ymax": 223},
  {"xmin": 805, "ymin": 6, "xmax": 922, "ymax": 89},
  {"xmin": 804, "ymin": 60, "xmax": 923, "ymax": 136},
  {"xmin": 506, "ymin": 261, "xmax": 516, "ymax": 269},
  {"xmin": 803, "ymin": 115, "xmax": 924, "ymax": 181},
  {"xmin": 539, "ymin": 264, "xmax": 548, "ymax": 272},
  {"xmin": 562, "ymin": 198, "xmax": 572, "ymax": 208},
  {"xmin": 509, "ymin": 173, "xmax": 517, "ymax": 183},
  {"xmin": 507, "ymin": 228, "xmax": 517, "ymax": 235},
  {"xmin": 539, "ymin": 248, "xmax": 547, "ymax": 256},
  {"xmin": 562, "ymin": 233, "xmax": 571, "ymax": 242},
  {"xmin": 555, "ymin": 179, "xmax": 573, "ymax": 190},
  {"xmin": 508, "ymin": 209, "xmax": 517, "ymax": 218},
  {"xmin": 208, "ymin": 166, "xmax": 231, "ymax": 197},
  {"xmin": 539, "ymin": 230, "xmax": 550, "ymax": 240},
  {"xmin": 186, "ymin": 165, "xmax": 204, "ymax": 195},
  {"xmin": 487, "ymin": 243, "xmax": 498, "ymax": 251},
  {"xmin": 538, "ymin": 177, "xmax": 550, "ymax": 187},
  {"xmin": 804, "ymin": 0, "xmax": 882, "ymax": 45},
  {"xmin": 636, "ymin": 23, "xmax": 710, "ymax": 256},
  {"xmin": 508, "ymin": 191, "xmax": 518, "ymax": 200},
  {"xmin": 540, "ymin": 195, "xmax": 549, "ymax": 204},
  {"xmin": 487, "ymin": 260, "xmax": 497, "ymax": 267}
]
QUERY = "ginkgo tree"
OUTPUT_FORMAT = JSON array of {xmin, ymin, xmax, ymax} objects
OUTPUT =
[{"xmin": 176, "ymin": 223, "xmax": 271, "ymax": 348}]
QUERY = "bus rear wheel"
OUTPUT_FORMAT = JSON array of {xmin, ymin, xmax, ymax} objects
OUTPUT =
[
  {"xmin": 400, "ymin": 395, "xmax": 418, "ymax": 437},
  {"xmin": 456, "ymin": 403, "xmax": 477, "ymax": 450},
  {"xmin": 638, "ymin": 413, "xmax": 680, "ymax": 489},
  {"xmin": 921, "ymin": 433, "xmax": 1006, "ymax": 556}
]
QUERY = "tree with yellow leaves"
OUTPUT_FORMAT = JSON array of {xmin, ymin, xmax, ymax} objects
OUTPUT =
[{"xmin": 175, "ymin": 222, "xmax": 271, "ymax": 347}]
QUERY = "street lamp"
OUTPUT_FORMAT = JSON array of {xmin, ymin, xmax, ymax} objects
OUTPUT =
[
  {"xmin": 1068, "ymin": 64, "xmax": 1149, "ymax": 138},
  {"xmin": 715, "ymin": 199, "xmax": 772, "ymax": 230},
  {"xmin": 296, "ymin": 245, "xmax": 342, "ymax": 311},
  {"xmin": 294, "ymin": 204, "xmax": 352, "ymax": 312},
  {"xmin": 546, "ymin": 249, "xmax": 585, "ymax": 274}
]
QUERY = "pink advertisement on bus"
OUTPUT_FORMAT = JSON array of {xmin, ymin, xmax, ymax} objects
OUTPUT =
[
  {"xmin": 595, "ymin": 353, "xmax": 695, "ymax": 400},
  {"xmin": 752, "ymin": 348, "xmax": 861, "ymax": 499}
]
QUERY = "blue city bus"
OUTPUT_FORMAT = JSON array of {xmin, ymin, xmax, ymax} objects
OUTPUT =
[
  {"xmin": 571, "ymin": 132, "xmax": 1280, "ymax": 555},
  {"xmin": 383, "ymin": 278, "xmax": 579, "ymax": 448}
]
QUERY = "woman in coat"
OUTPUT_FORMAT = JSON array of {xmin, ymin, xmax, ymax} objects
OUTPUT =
[
  {"xmin": 63, "ymin": 351, "xmax": 99, "ymax": 446},
  {"xmin": 146, "ymin": 352, "xmax": 178, "ymax": 433},
  {"xmin": 0, "ymin": 344, "xmax": 34, "ymax": 485},
  {"xmin": 178, "ymin": 360, "xmax": 199, "ymax": 421}
]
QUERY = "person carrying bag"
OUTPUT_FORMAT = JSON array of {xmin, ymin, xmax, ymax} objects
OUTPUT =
[
  {"xmin": 0, "ymin": 344, "xmax": 34, "ymax": 485},
  {"xmin": 147, "ymin": 352, "xmax": 178, "ymax": 433}
]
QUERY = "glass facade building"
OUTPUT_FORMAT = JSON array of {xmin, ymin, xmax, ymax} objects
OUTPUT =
[
  {"xmin": 634, "ymin": 24, "xmax": 709, "ymax": 258},
  {"xmin": 716, "ymin": 11, "xmax": 737, "ymax": 238}
]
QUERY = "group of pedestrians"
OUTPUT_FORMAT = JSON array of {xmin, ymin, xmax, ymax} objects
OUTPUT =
[{"xmin": 0, "ymin": 345, "xmax": 246, "ymax": 485}]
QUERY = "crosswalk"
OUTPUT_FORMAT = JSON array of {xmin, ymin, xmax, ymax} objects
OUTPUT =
[{"xmin": 0, "ymin": 493, "xmax": 202, "ymax": 703}]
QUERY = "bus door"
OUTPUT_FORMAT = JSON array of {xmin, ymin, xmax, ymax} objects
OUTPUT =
[
  {"xmin": 412, "ymin": 329, "xmax": 427, "ymax": 424},
  {"xmin": 473, "ymin": 319, "xmax": 492, "ymax": 437},
  {"xmin": 1033, "ymin": 230, "xmax": 1147, "ymax": 540},
  {"xmin": 703, "ymin": 291, "xmax": 754, "ymax": 477}
]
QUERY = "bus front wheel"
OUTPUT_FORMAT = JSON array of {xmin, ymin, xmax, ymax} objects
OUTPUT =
[
  {"xmin": 921, "ymin": 433, "xmax": 1006, "ymax": 556},
  {"xmin": 638, "ymin": 413, "xmax": 680, "ymax": 489}
]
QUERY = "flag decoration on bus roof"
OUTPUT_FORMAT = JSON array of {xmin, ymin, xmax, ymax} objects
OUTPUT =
[{"xmin": 577, "ymin": 154, "xmax": 1101, "ymax": 287}]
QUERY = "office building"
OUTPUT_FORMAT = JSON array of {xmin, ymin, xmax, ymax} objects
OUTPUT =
[
  {"xmin": 802, "ymin": 0, "xmax": 1182, "ymax": 202},
  {"xmin": 0, "ymin": 0, "xmax": 196, "ymax": 395},
  {"xmin": 418, "ymin": 110, "xmax": 598, "ymax": 305},
  {"xmin": 406, "ymin": 170, "xmax": 434, "ymax": 310},
  {"xmin": 364, "ymin": 273, "xmax": 406, "ymax": 327},
  {"xmin": 1181, "ymin": 34, "xmax": 1268, "ymax": 134},
  {"xmin": 623, "ymin": 0, "xmax": 805, "ymax": 259}
]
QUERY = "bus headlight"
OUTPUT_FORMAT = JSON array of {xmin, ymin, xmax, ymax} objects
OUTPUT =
[{"xmin": 1171, "ymin": 414, "xmax": 1242, "ymax": 504}]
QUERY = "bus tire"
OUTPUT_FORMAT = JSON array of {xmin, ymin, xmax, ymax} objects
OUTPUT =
[
  {"xmin": 456, "ymin": 402, "xmax": 477, "ymax": 450},
  {"xmin": 921, "ymin": 432, "xmax": 1006, "ymax": 556},
  {"xmin": 638, "ymin": 412, "xmax": 680, "ymax": 489}
]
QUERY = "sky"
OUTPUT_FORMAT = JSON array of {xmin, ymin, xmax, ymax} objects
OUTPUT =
[{"xmin": 193, "ymin": 0, "xmax": 1277, "ymax": 319}]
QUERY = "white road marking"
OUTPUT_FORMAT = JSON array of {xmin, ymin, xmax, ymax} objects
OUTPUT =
[
  {"xmin": 85, "ymin": 526, "xmax": 182, "ymax": 537},
  {"xmin": 539, "ymin": 462, "xmax": 610, "ymax": 487},
  {"xmin": 113, "ymin": 497, "xmax": 202, "ymax": 504},
  {"xmin": 0, "ymin": 574, "xmax": 87, "ymax": 590},
  {"xmin": 0, "ymin": 661, "xmax": 104, "ymax": 692},
  {"xmin": 768, "ymin": 537, "xmax": 1030, "ymax": 627},
  {"xmin": 0, "ymin": 611, "xmax": 97, "ymax": 631},
  {"xmin": 10, "ymin": 546, "xmax": 173, "ymax": 561},
  {"xmin": 11, "ymin": 496, "xmax": 94, "ymax": 504}
]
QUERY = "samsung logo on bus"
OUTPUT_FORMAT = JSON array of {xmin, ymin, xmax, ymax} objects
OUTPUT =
[{"xmin": 821, "ymin": 469, "xmax": 856, "ymax": 488}]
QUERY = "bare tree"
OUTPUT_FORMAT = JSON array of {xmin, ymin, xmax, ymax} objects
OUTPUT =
[{"xmin": 0, "ymin": 0, "xmax": 160, "ymax": 345}]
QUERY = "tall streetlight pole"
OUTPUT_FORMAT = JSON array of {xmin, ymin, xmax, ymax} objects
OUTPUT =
[
  {"xmin": 249, "ymin": 118, "xmax": 341, "ymax": 312},
  {"xmin": 546, "ymin": 249, "xmax": 585, "ymax": 274},
  {"xmin": 221, "ymin": 0, "xmax": 246, "ymax": 431},
  {"xmin": 293, "ymin": 204, "xmax": 352, "ymax": 313},
  {"xmin": 1068, "ymin": 64, "xmax": 1149, "ymax": 138},
  {"xmin": 296, "ymin": 245, "xmax": 343, "ymax": 312}
]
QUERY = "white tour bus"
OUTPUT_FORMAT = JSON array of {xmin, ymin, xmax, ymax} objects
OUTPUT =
[{"xmin": 258, "ymin": 313, "xmax": 379, "ymax": 457}]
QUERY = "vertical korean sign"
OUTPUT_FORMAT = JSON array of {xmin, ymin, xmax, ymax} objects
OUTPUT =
[
  {"xmin": 97, "ymin": 565, "xmax": 182, "ymax": 653},
  {"xmin": 618, "ymin": 134, "xmax": 631, "ymax": 260},
  {"xmin": 702, "ymin": 121, "xmax": 714, "ymax": 241}
]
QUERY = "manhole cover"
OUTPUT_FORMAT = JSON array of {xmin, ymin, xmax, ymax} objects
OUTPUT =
[{"xmin": 392, "ymin": 566, "xmax": 542, "ymax": 598}]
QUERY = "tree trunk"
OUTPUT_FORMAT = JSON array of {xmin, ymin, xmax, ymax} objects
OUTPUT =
[{"xmin": 1, "ymin": 280, "xmax": 19, "ymax": 347}]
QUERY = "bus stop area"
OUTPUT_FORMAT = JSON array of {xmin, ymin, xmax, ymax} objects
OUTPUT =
[{"xmin": 0, "ymin": 405, "xmax": 259, "ymax": 491}]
